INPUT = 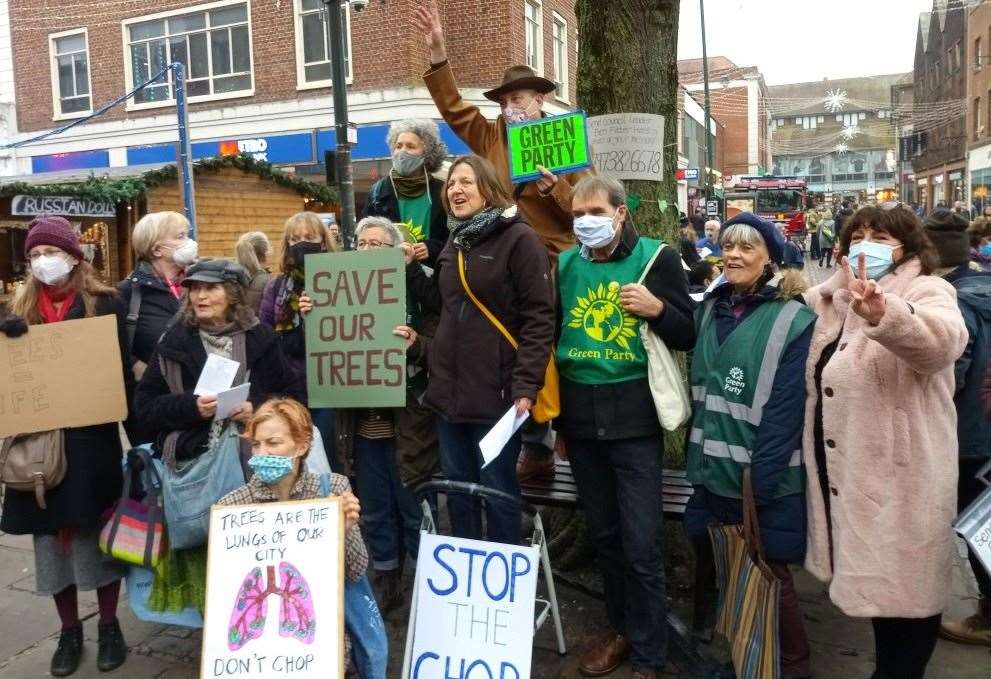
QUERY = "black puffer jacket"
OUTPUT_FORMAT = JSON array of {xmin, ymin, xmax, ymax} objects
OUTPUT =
[
  {"xmin": 117, "ymin": 260, "xmax": 181, "ymax": 364},
  {"xmin": 426, "ymin": 207, "xmax": 555, "ymax": 424},
  {"xmin": 1, "ymin": 294, "xmax": 132, "ymax": 535}
]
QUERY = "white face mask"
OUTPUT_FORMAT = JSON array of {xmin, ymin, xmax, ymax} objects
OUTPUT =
[
  {"xmin": 574, "ymin": 209, "xmax": 621, "ymax": 249},
  {"xmin": 31, "ymin": 254, "xmax": 73, "ymax": 286},
  {"xmin": 168, "ymin": 239, "xmax": 199, "ymax": 267},
  {"xmin": 502, "ymin": 97, "xmax": 541, "ymax": 124}
]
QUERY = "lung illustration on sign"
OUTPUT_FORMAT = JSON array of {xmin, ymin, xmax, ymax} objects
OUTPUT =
[{"xmin": 227, "ymin": 562, "xmax": 316, "ymax": 650}]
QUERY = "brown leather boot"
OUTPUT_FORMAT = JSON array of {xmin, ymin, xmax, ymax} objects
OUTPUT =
[
  {"xmin": 579, "ymin": 631, "xmax": 630, "ymax": 677},
  {"xmin": 940, "ymin": 597, "xmax": 991, "ymax": 646}
]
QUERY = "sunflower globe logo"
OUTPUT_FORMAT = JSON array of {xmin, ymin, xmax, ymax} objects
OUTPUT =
[
  {"xmin": 724, "ymin": 366, "xmax": 746, "ymax": 396},
  {"xmin": 399, "ymin": 219, "xmax": 425, "ymax": 244},
  {"xmin": 568, "ymin": 281, "xmax": 638, "ymax": 350}
]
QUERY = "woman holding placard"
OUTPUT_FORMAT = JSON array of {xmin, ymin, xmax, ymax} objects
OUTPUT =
[
  {"xmin": 133, "ymin": 259, "xmax": 303, "ymax": 623},
  {"xmin": 0, "ymin": 216, "xmax": 133, "ymax": 676},
  {"xmin": 217, "ymin": 398, "xmax": 378, "ymax": 675},
  {"xmin": 427, "ymin": 155, "xmax": 555, "ymax": 545}
]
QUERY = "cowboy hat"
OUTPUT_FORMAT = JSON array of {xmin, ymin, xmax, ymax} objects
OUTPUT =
[{"xmin": 483, "ymin": 65, "xmax": 556, "ymax": 102}]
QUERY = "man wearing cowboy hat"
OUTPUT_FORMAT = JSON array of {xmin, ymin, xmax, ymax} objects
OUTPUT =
[{"xmin": 413, "ymin": 0, "xmax": 594, "ymax": 257}]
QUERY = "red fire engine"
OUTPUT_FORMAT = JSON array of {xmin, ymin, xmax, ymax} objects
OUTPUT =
[{"xmin": 725, "ymin": 177, "xmax": 810, "ymax": 235}]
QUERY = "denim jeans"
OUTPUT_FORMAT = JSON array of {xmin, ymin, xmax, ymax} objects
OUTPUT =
[
  {"xmin": 567, "ymin": 435, "xmax": 668, "ymax": 671},
  {"xmin": 345, "ymin": 574, "xmax": 388, "ymax": 678},
  {"xmin": 311, "ymin": 407, "xmax": 339, "ymax": 473},
  {"xmin": 436, "ymin": 419, "xmax": 522, "ymax": 545},
  {"xmin": 353, "ymin": 436, "xmax": 422, "ymax": 571}
]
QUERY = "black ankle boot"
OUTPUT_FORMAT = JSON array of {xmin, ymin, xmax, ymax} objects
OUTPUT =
[
  {"xmin": 51, "ymin": 624, "xmax": 83, "ymax": 677},
  {"xmin": 97, "ymin": 619, "xmax": 127, "ymax": 672}
]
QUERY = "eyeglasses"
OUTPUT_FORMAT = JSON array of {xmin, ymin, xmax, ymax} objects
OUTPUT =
[
  {"xmin": 28, "ymin": 248, "xmax": 66, "ymax": 261},
  {"xmin": 356, "ymin": 240, "xmax": 387, "ymax": 249}
]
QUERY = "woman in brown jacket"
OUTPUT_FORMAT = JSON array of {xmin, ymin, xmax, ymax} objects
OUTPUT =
[{"xmin": 427, "ymin": 155, "xmax": 556, "ymax": 545}]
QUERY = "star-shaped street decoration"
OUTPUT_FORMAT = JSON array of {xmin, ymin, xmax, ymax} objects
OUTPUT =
[
  {"xmin": 825, "ymin": 89, "xmax": 848, "ymax": 113},
  {"xmin": 841, "ymin": 126, "xmax": 859, "ymax": 140},
  {"xmin": 834, "ymin": 143, "xmax": 849, "ymax": 154}
]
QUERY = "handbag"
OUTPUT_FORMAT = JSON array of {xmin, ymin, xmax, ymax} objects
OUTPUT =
[
  {"xmin": 638, "ymin": 244, "xmax": 691, "ymax": 431},
  {"xmin": 457, "ymin": 250, "xmax": 560, "ymax": 423},
  {"xmin": 0, "ymin": 429, "xmax": 66, "ymax": 509},
  {"xmin": 125, "ymin": 565, "xmax": 204, "ymax": 628},
  {"xmin": 161, "ymin": 421, "xmax": 247, "ymax": 550},
  {"xmin": 99, "ymin": 448, "xmax": 167, "ymax": 568},
  {"xmin": 708, "ymin": 467, "xmax": 781, "ymax": 679}
]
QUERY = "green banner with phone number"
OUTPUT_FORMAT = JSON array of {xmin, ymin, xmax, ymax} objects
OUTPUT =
[{"xmin": 507, "ymin": 110, "xmax": 591, "ymax": 184}]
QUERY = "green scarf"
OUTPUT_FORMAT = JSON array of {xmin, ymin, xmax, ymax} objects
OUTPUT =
[{"xmin": 391, "ymin": 170, "xmax": 428, "ymax": 200}]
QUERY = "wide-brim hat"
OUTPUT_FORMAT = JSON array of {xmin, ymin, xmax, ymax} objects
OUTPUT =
[{"xmin": 483, "ymin": 65, "xmax": 556, "ymax": 102}]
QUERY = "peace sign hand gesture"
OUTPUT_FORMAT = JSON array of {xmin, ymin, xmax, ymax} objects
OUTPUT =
[{"xmin": 843, "ymin": 253, "xmax": 886, "ymax": 325}]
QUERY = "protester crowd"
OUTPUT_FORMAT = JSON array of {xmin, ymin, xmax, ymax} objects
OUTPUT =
[{"xmin": 0, "ymin": 5, "xmax": 989, "ymax": 679}]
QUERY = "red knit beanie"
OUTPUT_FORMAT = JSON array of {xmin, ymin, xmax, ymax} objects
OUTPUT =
[{"xmin": 24, "ymin": 215, "xmax": 85, "ymax": 260}]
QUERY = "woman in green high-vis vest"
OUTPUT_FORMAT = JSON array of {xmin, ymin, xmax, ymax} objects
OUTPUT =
[
  {"xmin": 361, "ymin": 119, "xmax": 450, "ymax": 266},
  {"xmin": 683, "ymin": 212, "xmax": 817, "ymax": 679}
]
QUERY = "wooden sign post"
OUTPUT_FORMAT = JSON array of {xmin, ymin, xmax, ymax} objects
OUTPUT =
[{"xmin": 201, "ymin": 498, "xmax": 344, "ymax": 678}]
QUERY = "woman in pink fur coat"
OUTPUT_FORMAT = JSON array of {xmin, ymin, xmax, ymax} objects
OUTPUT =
[{"xmin": 802, "ymin": 205, "xmax": 968, "ymax": 679}]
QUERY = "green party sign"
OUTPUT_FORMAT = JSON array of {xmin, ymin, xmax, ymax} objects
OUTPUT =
[
  {"xmin": 305, "ymin": 249, "xmax": 407, "ymax": 408},
  {"xmin": 507, "ymin": 111, "xmax": 591, "ymax": 184}
]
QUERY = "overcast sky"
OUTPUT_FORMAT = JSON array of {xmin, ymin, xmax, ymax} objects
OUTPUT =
[{"xmin": 677, "ymin": 0, "xmax": 940, "ymax": 85}]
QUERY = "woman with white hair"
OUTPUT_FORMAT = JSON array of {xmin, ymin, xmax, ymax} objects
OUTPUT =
[
  {"xmin": 117, "ymin": 211, "xmax": 198, "ymax": 382},
  {"xmin": 362, "ymin": 118, "xmax": 449, "ymax": 265}
]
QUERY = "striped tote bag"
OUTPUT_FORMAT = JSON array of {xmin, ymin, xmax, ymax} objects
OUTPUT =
[{"xmin": 708, "ymin": 467, "xmax": 781, "ymax": 679}]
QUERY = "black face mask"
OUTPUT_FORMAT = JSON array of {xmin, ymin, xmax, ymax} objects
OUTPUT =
[{"xmin": 290, "ymin": 241, "xmax": 323, "ymax": 267}]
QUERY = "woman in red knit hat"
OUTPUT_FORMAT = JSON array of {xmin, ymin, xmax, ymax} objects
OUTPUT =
[{"xmin": 0, "ymin": 215, "xmax": 131, "ymax": 677}]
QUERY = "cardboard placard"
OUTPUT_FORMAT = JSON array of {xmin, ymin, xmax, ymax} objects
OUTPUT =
[
  {"xmin": 954, "ymin": 460, "xmax": 991, "ymax": 578},
  {"xmin": 304, "ymin": 249, "xmax": 407, "ymax": 408},
  {"xmin": 201, "ymin": 498, "xmax": 344, "ymax": 679},
  {"xmin": 0, "ymin": 314, "xmax": 127, "ymax": 438},
  {"xmin": 507, "ymin": 110, "xmax": 591, "ymax": 184},
  {"xmin": 587, "ymin": 113, "xmax": 666, "ymax": 182},
  {"xmin": 406, "ymin": 533, "xmax": 540, "ymax": 678}
]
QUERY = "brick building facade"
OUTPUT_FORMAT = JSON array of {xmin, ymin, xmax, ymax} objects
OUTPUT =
[
  {"xmin": 967, "ymin": 0, "xmax": 991, "ymax": 211},
  {"xmin": 913, "ymin": 0, "xmax": 970, "ymax": 211},
  {"xmin": 678, "ymin": 56, "xmax": 771, "ymax": 182},
  {"xmin": 3, "ymin": 0, "xmax": 578, "ymax": 185}
]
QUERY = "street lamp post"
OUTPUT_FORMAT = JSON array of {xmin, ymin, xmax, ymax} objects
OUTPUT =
[
  {"xmin": 324, "ymin": 0, "xmax": 357, "ymax": 249},
  {"xmin": 700, "ymin": 0, "xmax": 714, "ymax": 210}
]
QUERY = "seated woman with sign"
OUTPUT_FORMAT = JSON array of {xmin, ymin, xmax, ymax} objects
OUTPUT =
[
  {"xmin": 217, "ymin": 398, "xmax": 380, "ymax": 676},
  {"xmin": 299, "ymin": 215, "xmax": 440, "ymax": 612},
  {"xmin": 133, "ymin": 259, "xmax": 302, "ymax": 617},
  {"xmin": 259, "ymin": 212, "xmax": 340, "ymax": 468},
  {"xmin": 429, "ymin": 154, "xmax": 555, "ymax": 545},
  {"xmin": 0, "ymin": 216, "xmax": 133, "ymax": 677}
]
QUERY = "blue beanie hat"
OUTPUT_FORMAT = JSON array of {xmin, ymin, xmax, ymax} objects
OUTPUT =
[{"xmin": 720, "ymin": 212, "xmax": 785, "ymax": 264}]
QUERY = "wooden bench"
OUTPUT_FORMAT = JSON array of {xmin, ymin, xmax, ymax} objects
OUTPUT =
[{"xmin": 518, "ymin": 460, "xmax": 694, "ymax": 518}]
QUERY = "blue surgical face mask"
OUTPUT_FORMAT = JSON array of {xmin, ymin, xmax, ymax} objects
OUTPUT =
[
  {"xmin": 574, "ymin": 209, "xmax": 620, "ymax": 250},
  {"xmin": 848, "ymin": 240, "xmax": 902, "ymax": 280},
  {"xmin": 980, "ymin": 243, "xmax": 991, "ymax": 258},
  {"xmin": 248, "ymin": 454, "xmax": 297, "ymax": 485}
]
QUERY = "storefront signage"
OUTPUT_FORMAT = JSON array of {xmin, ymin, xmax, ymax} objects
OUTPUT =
[
  {"xmin": 11, "ymin": 195, "xmax": 115, "ymax": 218},
  {"xmin": 219, "ymin": 137, "xmax": 270, "ymax": 161},
  {"xmin": 950, "ymin": 171, "xmax": 963, "ymax": 181},
  {"xmin": 685, "ymin": 168, "xmax": 700, "ymax": 180}
]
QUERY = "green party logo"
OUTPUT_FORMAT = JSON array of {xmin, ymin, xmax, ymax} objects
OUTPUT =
[
  {"xmin": 400, "ymin": 219, "xmax": 425, "ymax": 244},
  {"xmin": 568, "ymin": 281, "xmax": 638, "ymax": 351}
]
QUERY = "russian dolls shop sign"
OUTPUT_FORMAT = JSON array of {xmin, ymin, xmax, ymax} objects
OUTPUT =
[
  {"xmin": 201, "ymin": 498, "xmax": 344, "ymax": 678},
  {"xmin": 506, "ymin": 111, "xmax": 592, "ymax": 183},
  {"xmin": 405, "ymin": 534, "xmax": 540, "ymax": 679},
  {"xmin": 0, "ymin": 315, "xmax": 127, "ymax": 437},
  {"xmin": 11, "ymin": 195, "xmax": 116, "ymax": 218},
  {"xmin": 305, "ymin": 249, "xmax": 407, "ymax": 408}
]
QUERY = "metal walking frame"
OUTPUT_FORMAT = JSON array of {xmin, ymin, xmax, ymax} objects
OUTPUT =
[{"xmin": 401, "ymin": 480, "xmax": 567, "ymax": 678}]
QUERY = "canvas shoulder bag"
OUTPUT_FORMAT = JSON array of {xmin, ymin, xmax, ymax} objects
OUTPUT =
[
  {"xmin": 100, "ymin": 448, "xmax": 167, "ymax": 568},
  {"xmin": 0, "ymin": 429, "xmax": 67, "ymax": 509},
  {"xmin": 457, "ymin": 250, "xmax": 560, "ymax": 423},
  {"xmin": 637, "ymin": 244, "xmax": 691, "ymax": 431}
]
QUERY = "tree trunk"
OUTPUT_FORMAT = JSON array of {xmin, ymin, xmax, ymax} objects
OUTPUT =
[{"xmin": 576, "ymin": 0, "xmax": 682, "ymax": 244}]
